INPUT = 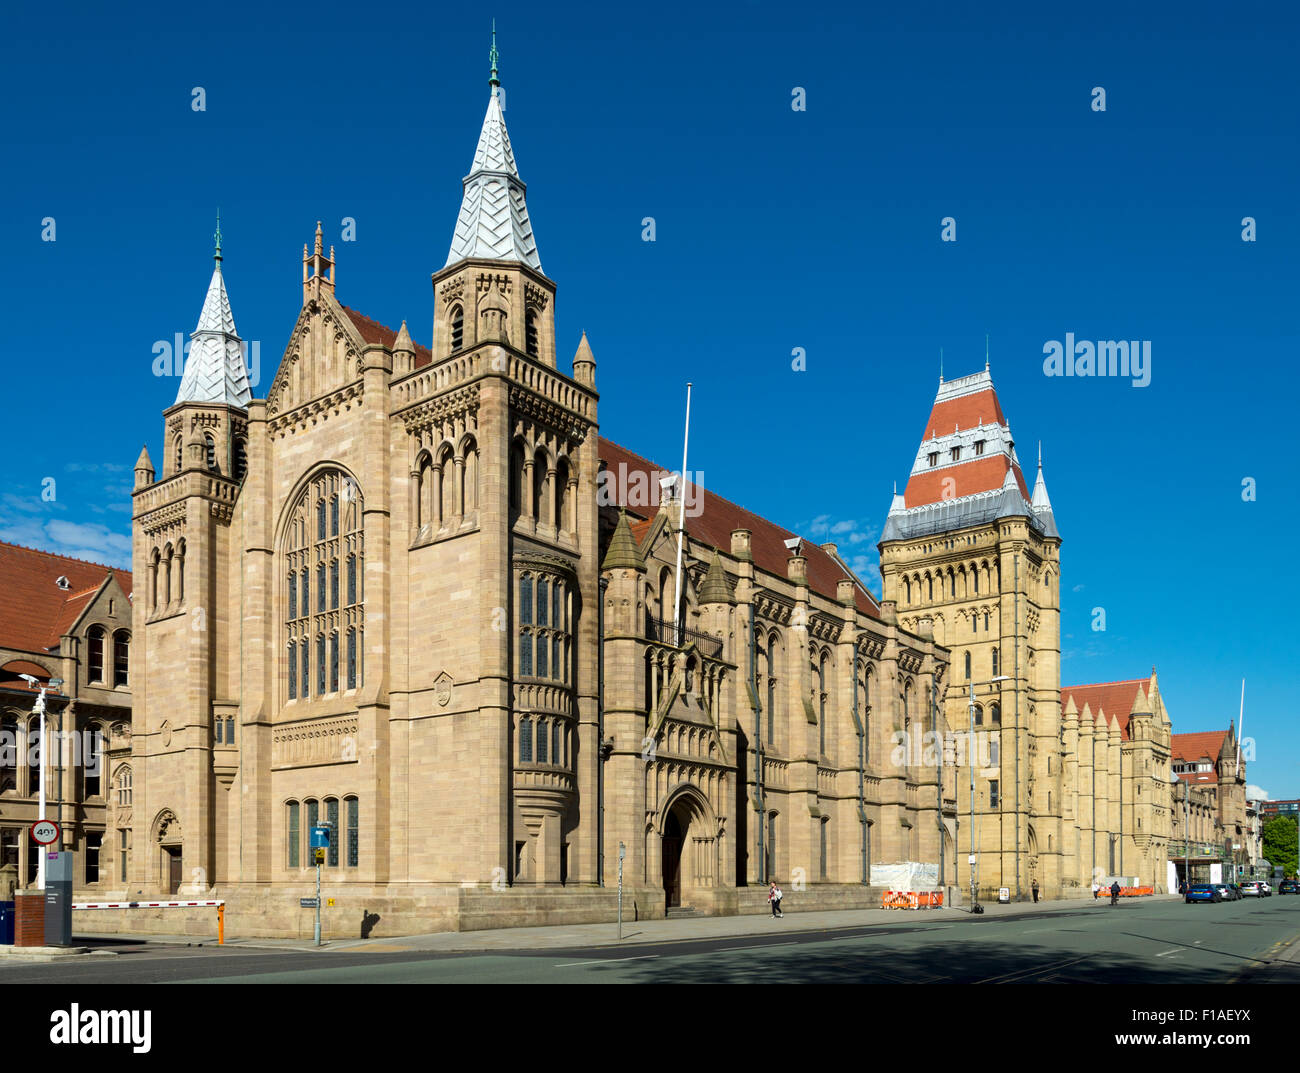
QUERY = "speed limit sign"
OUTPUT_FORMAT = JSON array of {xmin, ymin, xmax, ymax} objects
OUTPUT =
[{"xmin": 30, "ymin": 820, "xmax": 60, "ymax": 845}]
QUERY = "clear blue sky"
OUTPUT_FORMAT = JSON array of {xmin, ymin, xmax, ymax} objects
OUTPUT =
[{"xmin": 1, "ymin": 1, "xmax": 1296, "ymax": 795}]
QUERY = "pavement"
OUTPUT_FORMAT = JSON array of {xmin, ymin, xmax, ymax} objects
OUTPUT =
[{"xmin": 66, "ymin": 889, "xmax": 1160, "ymax": 955}]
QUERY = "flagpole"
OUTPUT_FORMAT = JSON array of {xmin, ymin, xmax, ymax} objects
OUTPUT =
[
  {"xmin": 672, "ymin": 383, "xmax": 692, "ymax": 647},
  {"xmin": 1235, "ymin": 678, "xmax": 1244, "ymax": 777}
]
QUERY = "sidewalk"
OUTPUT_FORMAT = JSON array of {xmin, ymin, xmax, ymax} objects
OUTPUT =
[{"xmin": 71, "ymin": 891, "xmax": 1179, "ymax": 956}]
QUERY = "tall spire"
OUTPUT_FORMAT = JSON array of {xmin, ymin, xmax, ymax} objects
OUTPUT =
[
  {"xmin": 175, "ymin": 227, "xmax": 252, "ymax": 408},
  {"xmin": 445, "ymin": 28, "xmax": 543, "ymax": 271},
  {"xmin": 213, "ymin": 208, "xmax": 223, "ymax": 263},
  {"xmin": 1030, "ymin": 442, "xmax": 1059, "ymax": 538}
]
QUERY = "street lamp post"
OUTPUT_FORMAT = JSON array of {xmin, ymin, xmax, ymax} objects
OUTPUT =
[
  {"xmin": 968, "ymin": 675, "xmax": 1011, "ymax": 912},
  {"xmin": 19, "ymin": 674, "xmax": 64, "ymax": 891}
]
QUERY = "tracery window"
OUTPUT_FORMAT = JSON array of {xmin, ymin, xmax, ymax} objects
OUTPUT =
[
  {"xmin": 285, "ymin": 470, "xmax": 364, "ymax": 702},
  {"xmin": 517, "ymin": 569, "xmax": 571, "ymax": 683}
]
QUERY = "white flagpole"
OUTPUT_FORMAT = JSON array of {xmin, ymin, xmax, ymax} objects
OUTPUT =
[
  {"xmin": 672, "ymin": 383, "xmax": 692, "ymax": 647},
  {"xmin": 1235, "ymin": 678, "xmax": 1244, "ymax": 777}
]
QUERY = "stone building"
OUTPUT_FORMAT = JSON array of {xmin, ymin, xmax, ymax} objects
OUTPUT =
[
  {"xmin": 878, "ymin": 369, "xmax": 1176, "ymax": 897},
  {"xmin": 116, "ymin": 61, "xmax": 949, "ymax": 937},
  {"xmin": 1171, "ymin": 726, "xmax": 1250, "ymax": 882},
  {"xmin": 0, "ymin": 543, "xmax": 134, "ymax": 898}
]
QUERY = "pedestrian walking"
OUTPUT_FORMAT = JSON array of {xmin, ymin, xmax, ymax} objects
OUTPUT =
[
  {"xmin": 1092, "ymin": 881, "xmax": 1100, "ymax": 901},
  {"xmin": 1031, "ymin": 878, "xmax": 1040, "ymax": 903},
  {"xmin": 768, "ymin": 880, "xmax": 784, "ymax": 918}
]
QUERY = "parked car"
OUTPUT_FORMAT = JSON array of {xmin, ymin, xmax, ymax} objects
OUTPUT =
[
  {"xmin": 1279, "ymin": 879, "xmax": 1299, "ymax": 895},
  {"xmin": 1186, "ymin": 884, "xmax": 1221, "ymax": 903},
  {"xmin": 1240, "ymin": 881, "xmax": 1265, "ymax": 897},
  {"xmin": 1212, "ymin": 883, "xmax": 1238, "ymax": 901},
  {"xmin": 1259, "ymin": 881, "xmax": 1273, "ymax": 896}
]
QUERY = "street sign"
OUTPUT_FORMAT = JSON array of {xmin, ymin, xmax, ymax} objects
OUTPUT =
[
  {"xmin": 300, "ymin": 898, "xmax": 319, "ymax": 908},
  {"xmin": 310, "ymin": 825, "xmax": 331, "ymax": 849},
  {"xmin": 30, "ymin": 820, "xmax": 59, "ymax": 845},
  {"xmin": 326, "ymin": 898, "xmax": 335, "ymax": 907}
]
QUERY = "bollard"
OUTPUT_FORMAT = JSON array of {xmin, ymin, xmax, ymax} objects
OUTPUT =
[{"xmin": 217, "ymin": 904, "xmax": 224, "ymax": 945}]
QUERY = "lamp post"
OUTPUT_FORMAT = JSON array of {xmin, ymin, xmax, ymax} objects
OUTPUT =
[
  {"xmin": 968, "ymin": 674, "xmax": 1011, "ymax": 912},
  {"xmin": 19, "ymin": 674, "xmax": 64, "ymax": 890},
  {"xmin": 1171, "ymin": 774, "xmax": 1188, "ymax": 890}
]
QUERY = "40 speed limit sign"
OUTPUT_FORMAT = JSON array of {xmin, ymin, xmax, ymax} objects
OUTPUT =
[{"xmin": 30, "ymin": 820, "xmax": 60, "ymax": 845}]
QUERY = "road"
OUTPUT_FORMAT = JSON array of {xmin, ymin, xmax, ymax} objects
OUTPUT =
[{"xmin": 3, "ymin": 894, "xmax": 1297, "ymax": 984}]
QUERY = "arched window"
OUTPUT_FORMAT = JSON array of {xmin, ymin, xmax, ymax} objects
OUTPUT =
[
  {"xmin": 284, "ymin": 470, "xmax": 365, "ymax": 702},
  {"xmin": 990, "ymin": 702, "xmax": 1001, "ymax": 726},
  {"xmin": 0, "ymin": 714, "xmax": 17, "ymax": 795},
  {"xmin": 551, "ymin": 723, "xmax": 561, "ymax": 767},
  {"xmin": 113, "ymin": 630, "xmax": 129, "ymax": 686},
  {"xmin": 519, "ymin": 716, "xmax": 533, "ymax": 762},
  {"xmin": 991, "ymin": 647, "xmax": 999, "ymax": 677},
  {"xmin": 973, "ymin": 703, "xmax": 983, "ymax": 727},
  {"xmin": 115, "ymin": 764, "xmax": 132, "ymax": 806},
  {"xmin": 537, "ymin": 719, "xmax": 548, "ymax": 763},
  {"xmin": 818, "ymin": 653, "xmax": 828, "ymax": 756},
  {"xmin": 346, "ymin": 796, "xmax": 359, "ymax": 867},
  {"xmin": 287, "ymin": 801, "xmax": 300, "ymax": 868},
  {"xmin": 450, "ymin": 304, "xmax": 464, "ymax": 353},
  {"xmin": 416, "ymin": 452, "xmax": 433, "ymax": 528},
  {"xmin": 526, "ymin": 309, "xmax": 540, "ymax": 359},
  {"xmin": 766, "ymin": 633, "xmax": 779, "ymax": 744},
  {"xmin": 928, "ymin": 575, "xmax": 934, "ymax": 600},
  {"xmin": 439, "ymin": 446, "xmax": 455, "ymax": 523},
  {"xmin": 150, "ymin": 549, "xmax": 161, "ymax": 610},
  {"xmin": 462, "ymin": 437, "xmax": 479, "ymax": 515},
  {"xmin": 204, "ymin": 434, "xmax": 217, "ymax": 472},
  {"xmin": 326, "ymin": 798, "xmax": 340, "ymax": 866},
  {"xmin": 172, "ymin": 434, "xmax": 183, "ymax": 474},
  {"xmin": 233, "ymin": 437, "xmax": 248, "ymax": 482},
  {"xmin": 27, "ymin": 718, "xmax": 41, "ymax": 797},
  {"xmin": 555, "ymin": 457, "xmax": 570, "ymax": 533},
  {"xmin": 973, "ymin": 569, "xmax": 979, "ymax": 595},
  {"xmin": 532, "ymin": 448, "xmax": 548, "ymax": 523},
  {"xmin": 964, "ymin": 650, "xmax": 971, "ymax": 681},
  {"xmin": 87, "ymin": 626, "xmax": 105, "ymax": 683}
]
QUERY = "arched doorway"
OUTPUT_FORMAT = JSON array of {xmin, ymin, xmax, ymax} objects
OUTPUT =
[{"xmin": 662, "ymin": 810, "xmax": 684, "ymax": 908}]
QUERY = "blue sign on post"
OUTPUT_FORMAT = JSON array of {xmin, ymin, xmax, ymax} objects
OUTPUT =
[{"xmin": 310, "ymin": 825, "xmax": 331, "ymax": 849}]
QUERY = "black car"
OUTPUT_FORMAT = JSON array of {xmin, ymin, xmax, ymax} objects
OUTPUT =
[{"xmin": 1279, "ymin": 879, "xmax": 1299, "ymax": 895}]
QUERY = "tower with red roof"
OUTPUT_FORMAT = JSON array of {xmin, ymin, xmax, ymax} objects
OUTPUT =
[{"xmin": 879, "ymin": 366, "xmax": 1063, "ymax": 899}]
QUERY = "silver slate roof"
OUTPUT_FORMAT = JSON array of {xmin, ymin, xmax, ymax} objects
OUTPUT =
[
  {"xmin": 174, "ymin": 257, "xmax": 252, "ymax": 407},
  {"xmin": 445, "ymin": 88, "xmax": 542, "ymax": 271},
  {"xmin": 882, "ymin": 465, "xmax": 1057, "ymax": 543}
]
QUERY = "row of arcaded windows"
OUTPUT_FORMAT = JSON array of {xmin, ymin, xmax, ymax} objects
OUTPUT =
[
  {"xmin": 286, "ymin": 796, "xmax": 360, "ymax": 869},
  {"xmin": 517, "ymin": 715, "xmax": 571, "ymax": 767},
  {"xmin": 517, "ymin": 571, "xmax": 571, "ymax": 683},
  {"xmin": 172, "ymin": 432, "xmax": 247, "ymax": 481},
  {"xmin": 147, "ymin": 540, "xmax": 185, "ymax": 612},
  {"xmin": 508, "ymin": 442, "xmax": 575, "ymax": 534},
  {"xmin": 444, "ymin": 303, "xmax": 541, "ymax": 359}
]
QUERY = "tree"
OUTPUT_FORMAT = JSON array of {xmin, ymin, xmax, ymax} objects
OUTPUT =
[{"xmin": 1261, "ymin": 815, "xmax": 1298, "ymax": 878}]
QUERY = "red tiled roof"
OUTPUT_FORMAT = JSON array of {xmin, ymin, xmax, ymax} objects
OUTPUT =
[
  {"xmin": 922, "ymin": 388, "xmax": 1007, "ymax": 440},
  {"xmin": 1172, "ymin": 729, "xmax": 1229, "ymax": 765},
  {"xmin": 1061, "ymin": 678, "xmax": 1151, "ymax": 740},
  {"xmin": 0, "ymin": 542, "xmax": 132, "ymax": 653},
  {"xmin": 341, "ymin": 306, "xmax": 433, "ymax": 368},
  {"xmin": 904, "ymin": 455, "xmax": 1030, "ymax": 509},
  {"xmin": 598, "ymin": 438, "xmax": 881, "ymax": 619}
]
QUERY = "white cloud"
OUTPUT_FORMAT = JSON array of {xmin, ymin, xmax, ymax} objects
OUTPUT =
[
  {"xmin": 0, "ymin": 518, "xmax": 132, "ymax": 569},
  {"xmin": 1247, "ymin": 784, "xmax": 1270, "ymax": 801},
  {"xmin": 1072, "ymin": 584, "xmax": 1085, "ymax": 592}
]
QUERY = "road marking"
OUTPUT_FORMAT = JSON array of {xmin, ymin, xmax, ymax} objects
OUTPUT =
[
  {"xmin": 975, "ymin": 955, "xmax": 1092, "ymax": 985},
  {"xmin": 1155, "ymin": 948, "xmax": 1180, "ymax": 958},
  {"xmin": 554, "ymin": 955, "xmax": 660, "ymax": 969}
]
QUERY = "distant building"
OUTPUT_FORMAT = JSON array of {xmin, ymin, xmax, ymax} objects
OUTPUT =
[
  {"xmin": 1170, "ymin": 727, "xmax": 1251, "ymax": 881},
  {"xmin": 0, "ymin": 543, "xmax": 133, "ymax": 898}
]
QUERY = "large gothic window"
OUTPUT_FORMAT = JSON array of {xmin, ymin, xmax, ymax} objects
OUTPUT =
[
  {"xmin": 517, "ymin": 568, "xmax": 571, "ymax": 684},
  {"xmin": 284, "ymin": 470, "xmax": 364, "ymax": 702}
]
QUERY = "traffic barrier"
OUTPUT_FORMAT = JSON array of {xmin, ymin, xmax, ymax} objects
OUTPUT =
[
  {"xmin": 881, "ymin": 890, "xmax": 943, "ymax": 909},
  {"xmin": 72, "ymin": 900, "xmax": 226, "ymax": 944}
]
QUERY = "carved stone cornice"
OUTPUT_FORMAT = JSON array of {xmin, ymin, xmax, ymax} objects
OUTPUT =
[
  {"xmin": 402, "ymin": 383, "xmax": 481, "ymax": 437},
  {"xmin": 508, "ymin": 384, "xmax": 590, "ymax": 446},
  {"xmin": 268, "ymin": 381, "xmax": 364, "ymax": 430}
]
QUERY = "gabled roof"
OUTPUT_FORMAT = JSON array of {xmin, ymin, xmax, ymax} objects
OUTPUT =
[
  {"xmin": 445, "ymin": 88, "xmax": 542, "ymax": 271},
  {"xmin": 1061, "ymin": 677, "xmax": 1153, "ymax": 740},
  {"xmin": 598, "ymin": 438, "xmax": 881, "ymax": 619},
  {"xmin": 0, "ymin": 542, "xmax": 132, "ymax": 653},
  {"xmin": 1172, "ymin": 729, "xmax": 1231, "ymax": 778}
]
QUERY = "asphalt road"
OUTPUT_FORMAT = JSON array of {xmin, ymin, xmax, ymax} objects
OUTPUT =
[{"xmin": 4, "ymin": 895, "xmax": 1297, "ymax": 984}]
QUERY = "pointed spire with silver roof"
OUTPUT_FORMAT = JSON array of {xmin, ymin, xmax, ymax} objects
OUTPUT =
[
  {"xmin": 175, "ymin": 214, "xmax": 252, "ymax": 407},
  {"xmin": 1031, "ymin": 442, "xmax": 1060, "ymax": 539},
  {"xmin": 444, "ymin": 27, "xmax": 542, "ymax": 271}
]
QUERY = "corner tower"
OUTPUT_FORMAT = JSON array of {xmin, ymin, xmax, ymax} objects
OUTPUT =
[{"xmin": 878, "ymin": 367, "xmax": 1063, "ymax": 900}]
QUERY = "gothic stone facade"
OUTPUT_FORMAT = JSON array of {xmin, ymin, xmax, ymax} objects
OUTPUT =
[{"xmin": 117, "ymin": 83, "xmax": 949, "ymax": 938}]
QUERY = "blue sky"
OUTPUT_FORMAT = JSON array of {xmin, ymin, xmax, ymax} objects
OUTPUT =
[{"xmin": 1, "ymin": 1, "xmax": 1296, "ymax": 794}]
